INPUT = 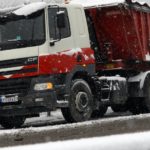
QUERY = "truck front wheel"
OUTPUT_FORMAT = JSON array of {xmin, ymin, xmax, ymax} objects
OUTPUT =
[
  {"xmin": 0, "ymin": 116, "xmax": 25, "ymax": 129},
  {"xmin": 61, "ymin": 79, "xmax": 93, "ymax": 123}
]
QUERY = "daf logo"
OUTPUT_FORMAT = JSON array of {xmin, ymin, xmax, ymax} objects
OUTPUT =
[{"xmin": 27, "ymin": 57, "xmax": 37, "ymax": 62}]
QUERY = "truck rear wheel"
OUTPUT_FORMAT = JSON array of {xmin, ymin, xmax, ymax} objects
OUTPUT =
[
  {"xmin": 0, "ymin": 116, "xmax": 25, "ymax": 129},
  {"xmin": 143, "ymin": 76, "xmax": 150, "ymax": 112},
  {"xmin": 111, "ymin": 104, "xmax": 127, "ymax": 112},
  {"xmin": 61, "ymin": 79, "xmax": 93, "ymax": 123},
  {"xmin": 91, "ymin": 105, "xmax": 108, "ymax": 118},
  {"xmin": 127, "ymin": 98, "xmax": 147, "ymax": 114}
]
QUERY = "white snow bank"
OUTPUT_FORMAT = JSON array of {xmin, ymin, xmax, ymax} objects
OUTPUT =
[
  {"xmin": 13, "ymin": 2, "xmax": 47, "ymax": 16},
  {"xmin": 2, "ymin": 131, "xmax": 150, "ymax": 150},
  {"xmin": 0, "ymin": 112, "xmax": 147, "ymax": 137}
]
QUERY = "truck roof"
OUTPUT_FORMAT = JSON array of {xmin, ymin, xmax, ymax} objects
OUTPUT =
[{"xmin": 1, "ymin": 0, "xmax": 150, "ymax": 15}]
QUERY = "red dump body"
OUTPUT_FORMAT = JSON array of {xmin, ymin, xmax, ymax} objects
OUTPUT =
[{"xmin": 87, "ymin": 2, "xmax": 150, "ymax": 71}]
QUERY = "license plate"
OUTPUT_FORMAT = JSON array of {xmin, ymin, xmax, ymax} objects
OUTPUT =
[{"xmin": 0, "ymin": 95, "xmax": 18, "ymax": 103}]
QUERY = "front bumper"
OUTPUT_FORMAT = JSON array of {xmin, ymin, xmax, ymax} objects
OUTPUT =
[{"xmin": 0, "ymin": 76, "xmax": 58, "ymax": 117}]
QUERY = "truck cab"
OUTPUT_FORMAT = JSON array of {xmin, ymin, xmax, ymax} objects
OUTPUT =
[{"xmin": 0, "ymin": 2, "xmax": 95, "ymax": 128}]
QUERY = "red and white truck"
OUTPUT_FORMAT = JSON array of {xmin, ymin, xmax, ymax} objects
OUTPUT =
[{"xmin": 0, "ymin": 0, "xmax": 149, "ymax": 128}]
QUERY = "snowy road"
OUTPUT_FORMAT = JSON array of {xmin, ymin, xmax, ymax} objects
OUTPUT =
[
  {"xmin": 0, "ymin": 109, "xmax": 150, "ymax": 147},
  {"xmin": 3, "ymin": 131, "xmax": 150, "ymax": 150},
  {"xmin": 0, "ymin": 108, "xmax": 128, "ymax": 129}
]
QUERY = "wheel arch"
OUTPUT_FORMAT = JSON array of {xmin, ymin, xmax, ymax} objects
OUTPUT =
[
  {"xmin": 128, "ymin": 71, "xmax": 150, "ymax": 89},
  {"xmin": 128, "ymin": 71, "xmax": 150, "ymax": 97},
  {"xmin": 72, "ymin": 71, "xmax": 96, "ymax": 96},
  {"xmin": 65, "ymin": 64, "xmax": 96, "ymax": 96}
]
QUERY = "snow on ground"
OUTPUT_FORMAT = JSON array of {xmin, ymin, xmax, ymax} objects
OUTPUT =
[
  {"xmin": 24, "ymin": 109, "xmax": 65, "ymax": 127},
  {"xmin": 0, "ymin": 108, "xmax": 142, "ymax": 136},
  {"xmin": 14, "ymin": 107, "xmax": 129, "ymax": 129},
  {"xmin": 0, "ymin": 108, "xmax": 148, "ymax": 148},
  {"xmin": 24, "ymin": 107, "xmax": 130, "ymax": 127},
  {"xmin": 2, "ymin": 131, "xmax": 150, "ymax": 150}
]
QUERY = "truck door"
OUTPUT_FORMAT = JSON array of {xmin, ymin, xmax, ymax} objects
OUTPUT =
[{"xmin": 48, "ymin": 6, "xmax": 74, "ymax": 54}]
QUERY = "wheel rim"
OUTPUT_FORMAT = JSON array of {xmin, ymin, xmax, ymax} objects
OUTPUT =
[{"xmin": 75, "ymin": 92, "xmax": 89, "ymax": 112}]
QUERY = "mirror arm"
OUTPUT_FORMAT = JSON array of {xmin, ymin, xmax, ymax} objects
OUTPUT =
[
  {"xmin": 49, "ymin": 39, "xmax": 61, "ymax": 47},
  {"xmin": 50, "ymin": 41, "xmax": 55, "ymax": 46}
]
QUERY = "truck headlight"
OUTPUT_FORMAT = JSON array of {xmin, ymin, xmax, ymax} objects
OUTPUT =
[{"xmin": 34, "ymin": 83, "xmax": 53, "ymax": 91}]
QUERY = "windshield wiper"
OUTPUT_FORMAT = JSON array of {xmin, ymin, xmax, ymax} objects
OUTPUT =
[
  {"xmin": 7, "ymin": 39, "xmax": 20, "ymax": 42},
  {"xmin": 0, "ymin": 39, "xmax": 28, "ymax": 50}
]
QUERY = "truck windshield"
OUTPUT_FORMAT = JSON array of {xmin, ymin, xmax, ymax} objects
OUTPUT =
[{"xmin": 0, "ymin": 10, "xmax": 45, "ymax": 50}]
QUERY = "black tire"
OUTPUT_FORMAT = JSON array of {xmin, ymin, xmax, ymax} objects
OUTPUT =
[
  {"xmin": 143, "ymin": 76, "xmax": 150, "ymax": 113},
  {"xmin": 91, "ymin": 105, "xmax": 108, "ymax": 118},
  {"xmin": 129, "ymin": 76, "xmax": 150, "ymax": 115},
  {"xmin": 111, "ymin": 104, "xmax": 127, "ymax": 112},
  {"xmin": 61, "ymin": 79, "xmax": 93, "ymax": 123},
  {"xmin": 0, "ymin": 116, "xmax": 25, "ymax": 129},
  {"xmin": 127, "ymin": 98, "xmax": 147, "ymax": 115}
]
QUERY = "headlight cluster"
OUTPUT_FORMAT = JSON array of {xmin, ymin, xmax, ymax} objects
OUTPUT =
[{"xmin": 34, "ymin": 82, "xmax": 53, "ymax": 91}]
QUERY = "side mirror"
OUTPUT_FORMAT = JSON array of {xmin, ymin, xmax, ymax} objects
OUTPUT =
[{"xmin": 56, "ymin": 11, "xmax": 66, "ymax": 28}]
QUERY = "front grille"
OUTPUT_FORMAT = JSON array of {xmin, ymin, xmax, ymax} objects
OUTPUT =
[
  {"xmin": 0, "ymin": 57, "xmax": 38, "ymax": 69},
  {"xmin": 0, "ymin": 78, "xmax": 31, "ymax": 96}
]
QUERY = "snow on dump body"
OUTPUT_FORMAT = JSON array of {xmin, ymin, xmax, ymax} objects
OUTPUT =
[
  {"xmin": 132, "ymin": 0, "xmax": 150, "ymax": 6},
  {"xmin": 70, "ymin": 0, "xmax": 125, "ymax": 8},
  {"xmin": 70, "ymin": 0, "xmax": 150, "ymax": 8},
  {"xmin": 13, "ymin": 2, "xmax": 47, "ymax": 16}
]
